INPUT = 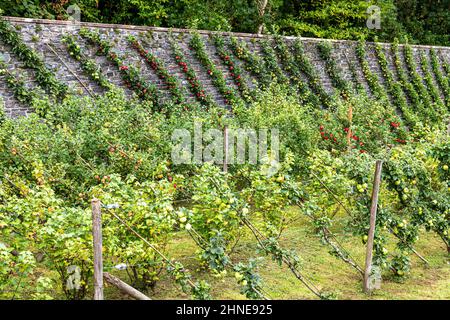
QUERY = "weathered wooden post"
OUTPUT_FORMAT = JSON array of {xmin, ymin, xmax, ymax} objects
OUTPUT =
[
  {"xmin": 103, "ymin": 273, "xmax": 151, "ymax": 300},
  {"xmin": 223, "ymin": 125, "xmax": 229, "ymax": 173},
  {"xmin": 91, "ymin": 198, "xmax": 104, "ymax": 300},
  {"xmin": 346, "ymin": 102, "xmax": 353, "ymax": 152},
  {"xmin": 364, "ymin": 160, "xmax": 383, "ymax": 293}
]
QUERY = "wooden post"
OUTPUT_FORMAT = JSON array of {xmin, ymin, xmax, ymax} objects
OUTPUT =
[
  {"xmin": 223, "ymin": 125, "xmax": 229, "ymax": 173},
  {"xmin": 46, "ymin": 43, "xmax": 95, "ymax": 98},
  {"xmin": 103, "ymin": 273, "xmax": 151, "ymax": 300},
  {"xmin": 364, "ymin": 160, "xmax": 383, "ymax": 293},
  {"xmin": 92, "ymin": 198, "xmax": 104, "ymax": 300},
  {"xmin": 346, "ymin": 103, "xmax": 353, "ymax": 152}
]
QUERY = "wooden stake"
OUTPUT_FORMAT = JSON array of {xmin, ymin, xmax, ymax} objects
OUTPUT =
[
  {"xmin": 92, "ymin": 198, "xmax": 104, "ymax": 300},
  {"xmin": 223, "ymin": 125, "xmax": 229, "ymax": 173},
  {"xmin": 46, "ymin": 43, "xmax": 95, "ymax": 98},
  {"xmin": 103, "ymin": 273, "xmax": 151, "ymax": 300},
  {"xmin": 364, "ymin": 160, "xmax": 383, "ymax": 293},
  {"xmin": 346, "ymin": 102, "xmax": 353, "ymax": 152}
]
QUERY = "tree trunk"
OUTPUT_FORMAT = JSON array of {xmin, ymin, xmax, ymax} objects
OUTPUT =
[{"xmin": 256, "ymin": 0, "xmax": 269, "ymax": 34}]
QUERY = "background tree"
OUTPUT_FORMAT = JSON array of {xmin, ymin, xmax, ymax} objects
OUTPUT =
[{"xmin": 0, "ymin": 0, "xmax": 447, "ymax": 45}]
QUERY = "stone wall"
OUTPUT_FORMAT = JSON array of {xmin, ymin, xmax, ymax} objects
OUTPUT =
[{"xmin": 0, "ymin": 16, "xmax": 449, "ymax": 118}]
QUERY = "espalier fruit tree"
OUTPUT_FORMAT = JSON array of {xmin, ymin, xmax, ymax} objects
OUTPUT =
[{"xmin": 0, "ymin": 14, "xmax": 449, "ymax": 299}]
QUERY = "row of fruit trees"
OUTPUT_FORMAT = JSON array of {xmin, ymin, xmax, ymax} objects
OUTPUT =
[{"xmin": 0, "ymin": 13, "xmax": 449, "ymax": 299}]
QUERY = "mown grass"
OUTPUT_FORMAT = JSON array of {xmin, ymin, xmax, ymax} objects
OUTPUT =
[{"xmin": 104, "ymin": 207, "xmax": 450, "ymax": 300}]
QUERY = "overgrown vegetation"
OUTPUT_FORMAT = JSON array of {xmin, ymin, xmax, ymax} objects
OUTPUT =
[
  {"xmin": 0, "ymin": 79, "xmax": 448, "ymax": 299},
  {"xmin": 0, "ymin": 11, "xmax": 449, "ymax": 301},
  {"xmin": 0, "ymin": 1, "xmax": 449, "ymax": 46}
]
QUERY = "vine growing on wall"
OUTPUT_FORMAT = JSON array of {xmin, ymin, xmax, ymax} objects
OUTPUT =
[
  {"xmin": 189, "ymin": 32, "xmax": 242, "ymax": 108},
  {"xmin": 419, "ymin": 51, "xmax": 447, "ymax": 112},
  {"xmin": 272, "ymin": 36, "xmax": 320, "ymax": 107},
  {"xmin": 429, "ymin": 48, "xmax": 450, "ymax": 109},
  {"xmin": 62, "ymin": 35, "xmax": 112, "ymax": 90},
  {"xmin": 0, "ymin": 98, "xmax": 4, "ymax": 123},
  {"xmin": 374, "ymin": 41, "xmax": 417, "ymax": 127},
  {"xmin": 0, "ymin": 62, "xmax": 35, "ymax": 105},
  {"xmin": 229, "ymin": 37, "xmax": 272, "ymax": 89},
  {"xmin": 347, "ymin": 59, "xmax": 366, "ymax": 95},
  {"xmin": 0, "ymin": 61, "xmax": 51, "ymax": 115},
  {"xmin": 355, "ymin": 40, "xmax": 390, "ymax": 105},
  {"xmin": 260, "ymin": 40, "xmax": 290, "ymax": 87},
  {"xmin": 404, "ymin": 44, "xmax": 443, "ymax": 123},
  {"xmin": 169, "ymin": 37, "xmax": 216, "ymax": 108},
  {"xmin": 128, "ymin": 36, "xmax": 188, "ymax": 106},
  {"xmin": 0, "ymin": 17, "xmax": 67, "ymax": 99},
  {"xmin": 212, "ymin": 35, "xmax": 254, "ymax": 102},
  {"xmin": 391, "ymin": 40, "xmax": 429, "ymax": 118},
  {"xmin": 291, "ymin": 39, "xmax": 334, "ymax": 109},
  {"xmin": 441, "ymin": 54, "xmax": 450, "ymax": 77},
  {"xmin": 79, "ymin": 28, "xmax": 160, "ymax": 109},
  {"xmin": 317, "ymin": 41, "xmax": 352, "ymax": 99}
]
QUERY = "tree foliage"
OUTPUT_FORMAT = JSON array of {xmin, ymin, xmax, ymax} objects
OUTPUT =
[{"xmin": 0, "ymin": 0, "xmax": 448, "ymax": 45}]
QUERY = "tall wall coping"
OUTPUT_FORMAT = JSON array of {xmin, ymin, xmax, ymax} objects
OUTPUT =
[{"xmin": 2, "ymin": 15, "xmax": 450, "ymax": 50}]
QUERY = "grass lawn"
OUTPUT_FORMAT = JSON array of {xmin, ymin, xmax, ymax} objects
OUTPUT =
[{"xmin": 103, "ymin": 207, "xmax": 450, "ymax": 300}]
